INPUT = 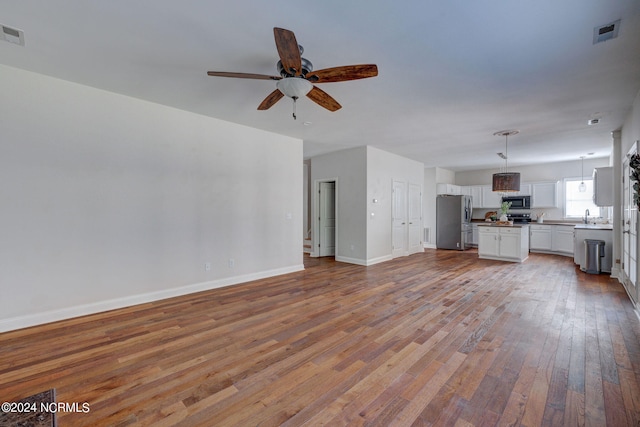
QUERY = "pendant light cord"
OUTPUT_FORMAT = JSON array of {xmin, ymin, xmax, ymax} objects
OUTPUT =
[{"xmin": 504, "ymin": 134, "xmax": 508, "ymax": 172}]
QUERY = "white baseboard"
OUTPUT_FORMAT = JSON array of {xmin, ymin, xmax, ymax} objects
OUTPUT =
[
  {"xmin": 423, "ymin": 243, "xmax": 437, "ymax": 249},
  {"xmin": 610, "ymin": 266, "xmax": 621, "ymax": 279},
  {"xmin": 0, "ymin": 264, "xmax": 305, "ymax": 333},
  {"xmin": 335, "ymin": 255, "xmax": 367, "ymax": 266},
  {"xmin": 335, "ymin": 254, "xmax": 393, "ymax": 266},
  {"xmin": 614, "ymin": 270, "xmax": 640, "ymax": 322}
]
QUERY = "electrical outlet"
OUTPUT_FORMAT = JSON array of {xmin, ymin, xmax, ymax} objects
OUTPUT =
[
  {"xmin": 205, "ymin": 262, "xmax": 211, "ymax": 271},
  {"xmin": 228, "ymin": 258, "xmax": 235, "ymax": 268}
]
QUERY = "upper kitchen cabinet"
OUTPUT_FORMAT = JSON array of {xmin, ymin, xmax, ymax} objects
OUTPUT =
[
  {"xmin": 436, "ymin": 183, "xmax": 461, "ymax": 195},
  {"xmin": 515, "ymin": 183, "xmax": 531, "ymax": 196},
  {"xmin": 481, "ymin": 186, "xmax": 503, "ymax": 208},
  {"xmin": 531, "ymin": 181, "xmax": 559, "ymax": 208},
  {"xmin": 462, "ymin": 186, "xmax": 483, "ymax": 207},
  {"xmin": 460, "ymin": 181, "xmax": 557, "ymax": 209},
  {"xmin": 593, "ymin": 167, "xmax": 613, "ymax": 206}
]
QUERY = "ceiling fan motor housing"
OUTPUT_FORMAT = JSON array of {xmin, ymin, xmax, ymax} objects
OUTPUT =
[{"xmin": 277, "ymin": 45, "xmax": 313, "ymax": 77}]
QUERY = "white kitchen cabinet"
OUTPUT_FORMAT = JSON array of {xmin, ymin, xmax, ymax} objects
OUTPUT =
[
  {"xmin": 515, "ymin": 183, "xmax": 531, "ymax": 196},
  {"xmin": 530, "ymin": 224, "xmax": 553, "ymax": 251},
  {"xmin": 573, "ymin": 225, "xmax": 613, "ymax": 273},
  {"xmin": 481, "ymin": 186, "xmax": 503, "ymax": 209},
  {"xmin": 531, "ymin": 181, "xmax": 559, "ymax": 208},
  {"xmin": 467, "ymin": 186, "xmax": 483, "ymax": 208},
  {"xmin": 478, "ymin": 225, "xmax": 529, "ymax": 262},
  {"xmin": 471, "ymin": 223, "xmax": 479, "ymax": 246},
  {"xmin": 529, "ymin": 223, "xmax": 574, "ymax": 256},
  {"xmin": 498, "ymin": 228, "xmax": 522, "ymax": 258},
  {"xmin": 593, "ymin": 167, "xmax": 613, "ymax": 206},
  {"xmin": 552, "ymin": 225, "xmax": 574, "ymax": 254},
  {"xmin": 478, "ymin": 226, "xmax": 500, "ymax": 257},
  {"xmin": 437, "ymin": 183, "xmax": 461, "ymax": 195}
]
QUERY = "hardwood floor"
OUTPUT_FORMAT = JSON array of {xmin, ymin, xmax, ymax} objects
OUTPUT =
[{"xmin": 2, "ymin": 250, "xmax": 640, "ymax": 426}]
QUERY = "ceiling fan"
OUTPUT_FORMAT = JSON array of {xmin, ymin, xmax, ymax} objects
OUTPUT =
[{"xmin": 207, "ymin": 27, "xmax": 378, "ymax": 119}]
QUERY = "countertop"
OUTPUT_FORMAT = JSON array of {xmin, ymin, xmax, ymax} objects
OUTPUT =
[
  {"xmin": 530, "ymin": 221, "xmax": 579, "ymax": 226},
  {"xmin": 476, "ymin": 223, "xmax": 529, "ymax": 228},
  {"xmin": 574, "ymin": 224, "xmax": 613, "ymax": 230},
  {"xmin": 472, "ymin": 219, "xmax": 612, "ymax": 230}
]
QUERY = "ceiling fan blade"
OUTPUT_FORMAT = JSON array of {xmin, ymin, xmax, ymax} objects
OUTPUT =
[
  {"xmin": 273, "ymin": 27, "xmax": 302, "ymax": 76},
  {"xmin": 306, "ymin": 64, "xmax": 378, "ymax": 83},
  {"xmin": 306, "ymin": 86, "xmax": 341, "ymax": 112},
  {"xmin": 207, "ymin": 71, "xmax": 281, "ymax": 80},
  {"xmin": 257, "ymin": 89, "xmax": 285, "ymax": 110}
]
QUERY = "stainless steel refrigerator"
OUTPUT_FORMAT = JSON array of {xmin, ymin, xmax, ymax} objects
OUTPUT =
[{"xmin": 436, "ymin": 195, "xmax": 473, "ymax": 250}]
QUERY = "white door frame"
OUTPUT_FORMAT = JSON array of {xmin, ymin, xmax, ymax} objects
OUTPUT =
[
  {"xmin": 392, "ymin": 180, "xmax": 407, "ymax": 258},
  {"xmin": 623, "ymin": 143, "xmax": 638, "ymax": 301},
  {"xmin": 312, "ymin": 178, "xmax": 338, "ymax": 258}
]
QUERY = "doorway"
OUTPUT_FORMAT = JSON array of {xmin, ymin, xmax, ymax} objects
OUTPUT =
[
  {"xmin": 316, "ymin": 180, "xmax": 336, "ymax": 257},
  {"xmin": 623, "ymin": 143, "xmax": 638, "ymax": 302}
]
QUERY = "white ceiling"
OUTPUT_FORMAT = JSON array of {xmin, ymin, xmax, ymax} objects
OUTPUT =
[{"xmin": 2, "ymin": 1, "xmax": 639, "ymax": 171}]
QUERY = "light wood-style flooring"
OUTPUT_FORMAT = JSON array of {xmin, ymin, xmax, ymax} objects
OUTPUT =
[{"xmin": 2, "ymin": 250, "xmax": 640, "ymax": 426}]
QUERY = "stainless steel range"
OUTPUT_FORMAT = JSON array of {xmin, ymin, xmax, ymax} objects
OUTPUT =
[{"xmin": 507, "ymin": 212, "xmax": 531, "ymax": 223}]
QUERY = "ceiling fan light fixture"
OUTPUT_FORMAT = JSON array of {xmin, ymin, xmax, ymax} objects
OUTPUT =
[{"xmin": 276, "ymin": 77, "xmax": 312, "ymax": 99}]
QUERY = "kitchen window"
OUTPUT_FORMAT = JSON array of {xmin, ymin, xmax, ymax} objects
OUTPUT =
[{"xmin": 564, "ymin": 178, "xmax": 599, "ymax": 219}]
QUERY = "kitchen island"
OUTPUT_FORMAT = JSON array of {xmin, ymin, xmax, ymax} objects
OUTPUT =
[{"xmin": 477, "ymin": 223, "xmax": 530, "ymax": 262}]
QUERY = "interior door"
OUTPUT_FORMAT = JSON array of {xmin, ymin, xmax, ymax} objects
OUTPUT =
[
  {"xmin": 392, "ymin": 180, "xmax": 407, "ymax": 258},
  {"xmin": 319, "ymin": 181, "xmax": 336, "ymax": 257},
  {"xmin": 623, "ymin": 145, "xmax": 637, "ymax": 299},
  {"xmin": 408, "ymin": 183, "xmax": 423, "ymax": 254}
]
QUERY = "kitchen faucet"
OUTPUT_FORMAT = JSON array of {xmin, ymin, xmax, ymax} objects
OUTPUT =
[{"xmin": 584, "ymin": 209, "xmax": 590, "ymax": 224}]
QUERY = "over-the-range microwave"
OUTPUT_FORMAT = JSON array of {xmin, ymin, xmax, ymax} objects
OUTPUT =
[{"xmin": 501, "ymin": 195, "xmax": 531, "ymax": 210}]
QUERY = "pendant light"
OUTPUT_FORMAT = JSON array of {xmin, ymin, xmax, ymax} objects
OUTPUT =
[
  {"xmin": 492, "ymin": 130, "xmax": 521, "ymax": 192},
  {"xmin": 579, "ymin": 156, "xmax": 587, "ymax": 192}
]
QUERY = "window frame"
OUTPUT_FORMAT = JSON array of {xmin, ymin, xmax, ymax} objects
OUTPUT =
[{"xmin": 563, "ymin": 176, "xmax": 600, "ymax": 220}]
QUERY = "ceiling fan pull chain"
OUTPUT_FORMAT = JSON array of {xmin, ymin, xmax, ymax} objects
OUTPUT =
[{"xmin": 292, "ymin": 96, "xmax": 298, "ymax": 120}]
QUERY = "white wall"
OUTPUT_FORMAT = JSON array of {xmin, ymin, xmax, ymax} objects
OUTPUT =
[
  {"xmin": 622, "ymin": 90, "xmax": 640, "ymax": 156},
  {"xmin": 310, "ymin": 147, "xmax": 367, "ymax": 262},
  {"xmin": 423, "ymin": 168, "xmax": 437, "ymax": 247},
  {"xmin": 455, "ymin": 158, "xmax": 610, "ymax": 186},
  {"xmin": 0, "ymin": 65, "xmax": 303, "ymax": 331},
  {"xmin": 435, "ymin": 167, "xmax": 456, "ymax": 184},
  {"xmin": 367, "ymin": 147, "xmax": 424, "ymax": 262},
  {"xmin": 310, "ymin": 146, "xmax": 423, "ymax": 265}
]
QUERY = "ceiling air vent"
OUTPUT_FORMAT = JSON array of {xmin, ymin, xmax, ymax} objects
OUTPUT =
[
  {"xmin": 593, "ymin": 19, "xmax": 621, "ymax": 44},
  {"xmin": 0, "ymin": 24, "xmax": 24, "ymax": 46},
  {"xmin": 588, "ymin": 118, "xmax": 600, "ymax": 125}
]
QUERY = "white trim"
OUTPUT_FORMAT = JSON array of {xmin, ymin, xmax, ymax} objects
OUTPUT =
[
  {"xmin": 0, "ymin": 264, "xmax": 304, "ymax": 333},
  {"xmin": 610, "ymin": 265, "xmax": 621, "ymax": 279},
  {"xmin": 335, "ymin": 255, "xmax": 367, "ymax": 266},
  {"xmin": 335, "ymin": 254, "xmax": 393, "ymax": 266},
  {"xmin": 617, "ymin": 274, "xmax": 640, "ymax": 319}
]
